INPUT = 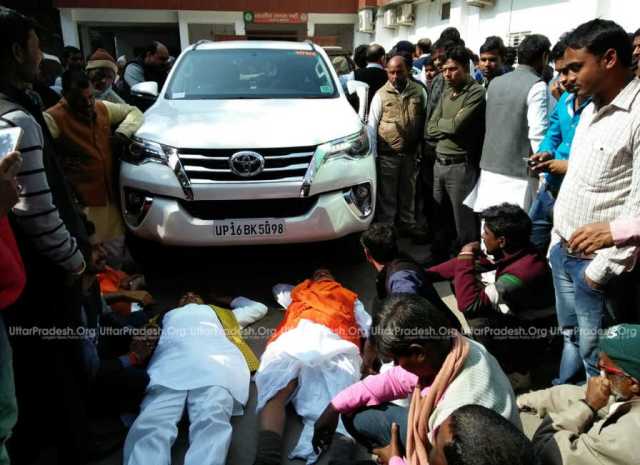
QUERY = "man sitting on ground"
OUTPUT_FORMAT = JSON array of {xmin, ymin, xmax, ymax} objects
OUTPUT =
[
  {"xmin": 312, "ymin": 294, "xmax": 520, "ymax": 465},
  {"xmin": 425, "ymin": 203, "xmax": 554, "ymax": 386},
  {"xmin": 425, "ymin": 404, "xmax": 535, "ymax": 465},
  {"xmin": 519, "ymin": 324, "xmax": 640, "ymax": 465},
  {"xmin": 362, "ymin": 223, "xmax": 458, "ymax": 322},
  {"xmin": 97, "ymin": 263, "xmax": 152, "ymax": 316},
  {"xmin": 123, "ymin": 292, "xmax": 268, "ymax": 465},
  {"xmin": 254, "ymin": 269, "xmax": 371, "ymax": 465},
  {"xmin": 360, "ymin": 223, "xmax": 460, "ymax": 375}
]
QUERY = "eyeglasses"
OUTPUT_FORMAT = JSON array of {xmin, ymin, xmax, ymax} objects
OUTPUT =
[{"xmin": 598, "ymin": 362, "xmax": 639, "ymax": 383}]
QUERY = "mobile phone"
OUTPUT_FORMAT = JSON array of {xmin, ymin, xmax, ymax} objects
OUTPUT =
[
  {"xmin": 0, "ymin": 127, "xmax": 23, "ymax": 159},
  {"xmin": 522, "ymin": 157, "xmax": 538, "ymax": 167}
]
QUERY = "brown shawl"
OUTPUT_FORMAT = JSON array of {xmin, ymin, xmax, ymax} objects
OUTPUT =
[{"xmin": 405, "ymin": 332, "xmax": 470, "ymax": 465}]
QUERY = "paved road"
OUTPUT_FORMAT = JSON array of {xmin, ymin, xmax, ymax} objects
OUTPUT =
[{"xmin": 88, "ymin": 237, "xmax": 544, "ymax": 465}]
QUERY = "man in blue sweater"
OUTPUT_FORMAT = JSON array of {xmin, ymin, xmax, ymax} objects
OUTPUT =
[{"xmin": 528, "ymin": 38, "xmax": 591, "ymax": 252}]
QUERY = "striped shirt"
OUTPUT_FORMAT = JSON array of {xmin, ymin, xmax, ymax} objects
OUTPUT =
[
  {"xmin": 0, "ymin": 108, "xmax": 85, "ymax": 272},
  {"xmin": 552, "ymin": 77, "xmax": 640, "ymax": 284}
]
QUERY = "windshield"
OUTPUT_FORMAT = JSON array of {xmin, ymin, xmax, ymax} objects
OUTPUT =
[{"xmin": 165, "ymin": 48, "xmax": 338, "ymax": 99}]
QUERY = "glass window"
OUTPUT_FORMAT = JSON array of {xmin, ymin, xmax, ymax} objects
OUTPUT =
[
  {"xmin": 166, "ymin": 48, "xmax": 338, "ymax": 100},
  {"xmin": 441, "ymin": 2, "xmax": 451, "ymax": 20}
]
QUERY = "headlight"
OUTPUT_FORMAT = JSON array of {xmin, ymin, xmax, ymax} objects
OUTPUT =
[
  {"xmin": 300, "ymin": 128, "xmax": 371, "ymax": 197},
  {"xmin": 127, "ymin": 137, "xmax": 193, "ymax": 201},
  {"xmin": 128, "ymin": 137, "xmax": 177, "ymax": 164},
  {"xmin": 316, "ymin": 128, "xmax": 371, "ymax": 161}
]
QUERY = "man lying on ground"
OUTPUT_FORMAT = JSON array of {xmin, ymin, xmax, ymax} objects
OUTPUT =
[
  {"xmin": 123, "ymin": 291, "xmax": 268, "ymax": 465},
  {"xmin": 519, "ymin": 324, "xmax": 640, "ymax": 465},
  {"xmin": 312, "ymin": 293, "xmax": 521, "ymax": 465},
  {"xmin": 254, "ymin": 269, "xmax": 371, "ymax": 465}
]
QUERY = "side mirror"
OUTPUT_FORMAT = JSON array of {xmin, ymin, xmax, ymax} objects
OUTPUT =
[
  {"xmin": 131, "ymin": 81, "xmax": 159, "ymax": 100},
  {"xmin": 347, "ymin": 80, "xmax": 369, "ymax": 122}
]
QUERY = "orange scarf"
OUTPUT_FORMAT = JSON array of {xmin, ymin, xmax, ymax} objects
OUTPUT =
[
  {"xmin": 268, "ymin": 278, "xmax": 360, "ymax": 347},
  {"xmin": 405, "ymin": 332, "xmax": 470, "ymax": 465}
]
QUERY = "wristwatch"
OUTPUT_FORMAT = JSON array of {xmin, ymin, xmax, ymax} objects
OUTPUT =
[{"xmin": 580, "ymin": 399, "xmax": 598, "ymax": 415}]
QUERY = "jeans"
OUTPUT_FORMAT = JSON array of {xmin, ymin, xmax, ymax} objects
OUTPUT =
[
  {"xmin": 0, "ymin": 316, "xmax": 17, "ymax": 465},
  {"xmin": 342, "ymin": 403, "xmax": 408, "ymax": 451},
  {"xmin": 550, "ymin": 243, "xmax": 607, "ymax": 384},
  {"xmin": 528, "ymin": 184, "xmax": 556, "ymax": 253}
]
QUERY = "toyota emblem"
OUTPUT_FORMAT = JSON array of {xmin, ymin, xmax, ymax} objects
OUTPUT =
[{"xmin": 229, "ymin": 151, "xmax": 265, "ymax": 177}]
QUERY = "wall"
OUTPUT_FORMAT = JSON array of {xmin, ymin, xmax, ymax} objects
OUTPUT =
[
  {"xmin": 56, "ymin": 0, "xmax": 358, "ymax": 14},
  {"xmin": 356, "ymin": 0, "xmax": 640, "ymax": 55}
]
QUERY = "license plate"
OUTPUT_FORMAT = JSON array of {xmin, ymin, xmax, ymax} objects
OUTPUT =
[{"xmin": 213, "ymin": 219, "xmax": 286, "ymax": 237}]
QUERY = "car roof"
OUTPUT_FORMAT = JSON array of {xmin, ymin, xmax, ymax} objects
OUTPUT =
[{"xmin": 189, "ymin": 40, "xmax": 316, "ymax": 51}]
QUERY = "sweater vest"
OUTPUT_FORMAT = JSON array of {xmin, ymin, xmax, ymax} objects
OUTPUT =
[
  {"xmin": 480, "ymin": 65, "xmax": 542, "ymax": 178},
  {"xmin": 378, "ymin": 80, "xmax": 425, "ymax": 154},
  {"xmin": 47, "ymin": 100, "xmax": 114, "ymax": 207}
]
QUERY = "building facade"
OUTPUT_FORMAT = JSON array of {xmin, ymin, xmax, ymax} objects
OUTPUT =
[
  {"xmin": 56, "ymin": 0, "xmax": 368, "ymax": 60},
  {"xmin": 362, "ymin": 0, "xmax": 639, "ymax": 54},
  {"xmin": 56, "ymin": 0, "xmax": 640, "ymax": 60}
]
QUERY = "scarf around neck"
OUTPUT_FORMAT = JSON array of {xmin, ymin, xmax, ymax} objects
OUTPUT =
[{"xmin": 405, "ymin": 332, "xmax": 470, "ymax": 465}]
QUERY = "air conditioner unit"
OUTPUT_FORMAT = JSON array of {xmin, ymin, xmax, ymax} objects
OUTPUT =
[
  {"xmin": 358, "ymin": 9, "xmax": 375, "ymax": 33},
  {"xmin": 397, "ymin": 4, "xmax": 415, "ymax": 26},
  {"xmin": 383, "ymin": 8, "xmax": 398, "ymax": 29},
  {"xmin": 466, "ymin": 0, "xmax": 495, "ymax": 7}
]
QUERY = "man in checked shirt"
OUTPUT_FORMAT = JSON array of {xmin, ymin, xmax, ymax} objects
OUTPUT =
[{"xmin": 550, "ymin": 19, "xmax": 640, "ymax": 386}]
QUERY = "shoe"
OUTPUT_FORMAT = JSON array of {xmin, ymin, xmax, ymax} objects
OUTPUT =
[{"xmin": 507, "ymin": 371, "xmax": 532, "ymax": 393}]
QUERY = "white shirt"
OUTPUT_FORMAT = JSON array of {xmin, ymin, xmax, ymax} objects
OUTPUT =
[
  {"xmin": 147, "ymin": 303, "xmax": 251, "ymax": 403},
  {"xmin": 341, "ymin": 63, "xmax": 384, "ymax": 88},
  {"xmin": 366, "ymin": 63, "xmax": 384, "ymax": 70},
  {"xmin": 527, "ymin": 81, "xmax": 550, "ymax": 152},
  {"xmin": 552, "ymin": 78, "xmax": 640, "ymax": 284}
]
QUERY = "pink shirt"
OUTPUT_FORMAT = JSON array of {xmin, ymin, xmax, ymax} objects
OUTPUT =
[
  {"xmin": 611, "ymin": 217, "xmax": 640, "ymax": 247},
  {"xmin": 331, "ymin": 366, "xmax": 422, "ymax": 465},
  {"xmin": 330, "ymin": 365, "xmax": 421, "ymax": 413}
]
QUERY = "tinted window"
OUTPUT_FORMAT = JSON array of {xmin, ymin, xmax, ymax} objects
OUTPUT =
[{"xmin": 166, "ymin": 48, "xmax": 338, "ymax": 99}]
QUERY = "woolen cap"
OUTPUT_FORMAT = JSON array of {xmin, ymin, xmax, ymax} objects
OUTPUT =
[
  {"xmin": 598, "ymin": 324, "xmax": 640, "ymax": 381},
  {"xmin": 86, "ymin": 48, "xmax": 118, "ymax": 74}
]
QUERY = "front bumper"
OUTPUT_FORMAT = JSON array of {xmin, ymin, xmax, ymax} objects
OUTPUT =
[
  {"xmin": 120, "ymin": 146, "xmax": 376, "ymax": 246},
  {"xmin": 122, "ymin": 189, "xmax": 372, "ymax": 246}
]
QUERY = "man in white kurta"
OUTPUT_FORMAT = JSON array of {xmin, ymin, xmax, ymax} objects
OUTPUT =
[
  {"xmin": 123, "ymin": 293, "xmax": 267, "ymax": 465},
  {"xmin": 254, "ymin": 271, "xmax": 371, "ymax": 465}
]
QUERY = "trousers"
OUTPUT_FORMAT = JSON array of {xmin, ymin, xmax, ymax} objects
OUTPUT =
[
  {"xmin": 375, "ymin": 151, "xmax": 418, "ymax": 226},
  {"xmin": 124, "ymin": 385, "xmax": 234, "ymax": 465}
]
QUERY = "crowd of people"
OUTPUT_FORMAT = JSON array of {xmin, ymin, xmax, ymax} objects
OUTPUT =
[{"xmin": 1, "ymin": 4, "xmax": 640, "ymax": 465}]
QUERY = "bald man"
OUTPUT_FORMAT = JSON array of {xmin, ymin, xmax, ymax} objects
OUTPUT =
[{"xmin": 368, "ymin": 55, "xmax": 427, "ymax": 242}]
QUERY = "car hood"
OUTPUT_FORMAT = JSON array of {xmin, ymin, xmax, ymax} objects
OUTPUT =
[{"xmin": 136, "ymin": 97, "xmax": 363, "ymax": 149}]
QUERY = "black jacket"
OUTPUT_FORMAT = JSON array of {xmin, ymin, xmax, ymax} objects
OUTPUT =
[{"xmin": 354, "ymin": 66, "xmax": 388, "ymax": 108}]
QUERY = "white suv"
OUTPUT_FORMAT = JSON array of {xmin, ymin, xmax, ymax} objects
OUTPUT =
[{"xmin": 121, "ymin": 40, "xmax": 375, "ymax": 246}]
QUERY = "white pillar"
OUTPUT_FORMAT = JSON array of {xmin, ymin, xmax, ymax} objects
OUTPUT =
[
  {"xmin": 234, "ymin": 19, "xmax": 246, "ymax": 36},
  {"xmin": 178, "ymin": 12, "xmax": 190, "ymax": 50},
  {"xmin": 59, "ymin": 9, "xmax": 80, "ymax": 48},
  {"xmin": 308, "ymin": 21, "xmax": 315, "ymax": 38}
]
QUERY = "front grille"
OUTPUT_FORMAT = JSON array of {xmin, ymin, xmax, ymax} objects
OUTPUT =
[
  {"xmin": 178, "ymin": 146, "xmax": 316, "ymax": 182},
  {"xmin": 180, "ymin": 196, "xmax": 318, "ymax": 220}
]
